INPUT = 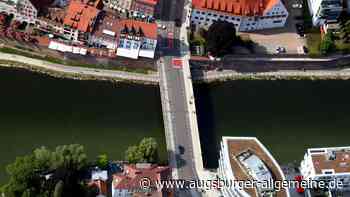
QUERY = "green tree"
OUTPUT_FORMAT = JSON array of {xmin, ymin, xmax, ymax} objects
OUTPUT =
[
  {"xmin": 125, "ymin": 145, "xmax": 143, "ymax": 163},
  {"xmin": 125, "ymin": 138, "xmax": 158, "ymax": 163},
  {"xmin": 33, "ymin": 146, "xmax": 53, "ymax": 170},
  {"xmin": 320, "ymin": 32, "xmax": 334, "ymax": 55},
  {"xmin": 5, "ymin": 155, "xmax": 40, "ymax": 196},
  {"xmin": 53, "ymin": 180, "xmax": 64, "ymax": 197},
  {"xmin": 138, "ymin": 137, "xmax": 158, "ymax": 163},
  {"xmin": 96, "ymin": 154, "xmax": 108, "ymax": 169},
  {"xmin": 206, "ymin": 21, "xmax": 237, "ymax": 57},
  {"xmin": 52, "ymin": 144, "xmax": 87, "ymax": 170}
]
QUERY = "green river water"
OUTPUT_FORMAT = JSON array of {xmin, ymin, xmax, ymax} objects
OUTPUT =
[{"xmin": 1, "ymin": 67, "xmax": 350, "ymax": 184}]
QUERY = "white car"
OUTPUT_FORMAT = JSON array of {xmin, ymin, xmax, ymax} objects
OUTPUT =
[{"xmin": 292, "ymin": 3, "xmax": 302, "ymax": 8}]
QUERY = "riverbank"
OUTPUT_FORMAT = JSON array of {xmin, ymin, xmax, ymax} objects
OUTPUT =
[
  {"xmin": 192, "ymin": 69, "xmax": 350, "ymax": 83},
  {"xmin": 0, "ymin": 52, "xmax": 159, "ymax": 85}
]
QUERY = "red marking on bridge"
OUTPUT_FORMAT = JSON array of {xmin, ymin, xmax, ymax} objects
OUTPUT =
[{"xmin": 172, "ymin": 58, "xmax": 183, "ymax": 69}]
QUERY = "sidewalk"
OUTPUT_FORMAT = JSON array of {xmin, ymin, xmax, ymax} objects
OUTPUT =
[{"xmin": 0, "ymin": 52, "xmax": 159, "ymax": 83}]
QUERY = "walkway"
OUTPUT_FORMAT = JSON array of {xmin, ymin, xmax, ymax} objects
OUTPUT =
[{"xmin": 0, "ymin": 52, "xmax": 159, "ymax": 83}]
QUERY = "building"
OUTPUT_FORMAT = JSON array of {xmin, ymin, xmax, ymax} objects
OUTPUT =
[
  {"xmin": 308, "ymin": 0, "xmax": 343, "ymax": 26},
  {"xmin": 89, "ymin": 169, "xmax": 108, "ymax": 197},
  {"xmin": 63, "ymin": 0, "xmax": 101, "ymax": 41},
  {"xmin": 112, "ymin": 163, "xmax": 171, "ymax": 197},
  {"xmin": 191, "ymin": 0, "xmax": 288, "ymax": 32},
  {"xmin": 107, "ymin": 0, "xmax": 133, "ymax": 11},
  {"xmin": 300, "ymin": 147, "xmax": 350, "ymax": 196},
  {"xmin": 0, "ymin": 0, "xmax": 38, "ymax": 24},
  {"xmin": 89, "ymin": 11, "xmax": 120, "ymax": 49},
  {"xmin": 116, "ymin": 19, "xmax": 157, "ymax": 59},
  {"xmin": 130, "ymin": 0, "xmax": 158, "ymax": 17},
  {"xmin": 218, "ymin": 136, "xmax": 290, "ymax": 197}
]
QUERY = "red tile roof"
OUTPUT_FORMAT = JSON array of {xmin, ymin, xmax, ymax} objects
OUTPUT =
[
  {"xmin": 192, "ymin": 0, "xmax": 279, "ymax": 16},
  {"xmin": 63, "ymin": 0, "xmax": 100, "ymax": 32},
  {"xmin": 136, "ymin": 0, "xmax": 158, "ymax": 6},
  {"xmin": 118, "ymin": 20, "xmax": 157, "ymax": 39},
  {"xmin": 113, "ymin": 164, "xmax": 170, "ymax": 196}
]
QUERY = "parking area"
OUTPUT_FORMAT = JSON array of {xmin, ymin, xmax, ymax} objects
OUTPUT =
[{"xmin": 239, "ymin": 0, "xmax": 307, "ymax": 55}]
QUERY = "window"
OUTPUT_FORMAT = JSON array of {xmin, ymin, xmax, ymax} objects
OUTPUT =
[{"xmin": 273, "ymin": 20, "xmax": 282, "ymax": 23}]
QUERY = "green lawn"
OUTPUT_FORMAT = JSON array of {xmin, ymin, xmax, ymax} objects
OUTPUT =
[{"xmin": 305, "ymin": 28, "xmax": 322, "ymax": 56}]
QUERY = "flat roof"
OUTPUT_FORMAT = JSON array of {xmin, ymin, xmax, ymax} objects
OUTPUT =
[
  {"xmin": 308, "ymin": 147, "xmax": 350, "ymax": 175},
  {"xmin": 225, "ymin": 137, "xmax": 288, "ymax": 197}
]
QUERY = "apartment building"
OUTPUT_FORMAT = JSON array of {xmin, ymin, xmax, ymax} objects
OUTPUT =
[
  {"xmin": 116, "ymin": 19, "xmax": 157, "ymax": 59},
  {"xmin": 218, "ymin": 136, "xmax": 290, "ymax": 197},
  {"xmin": 308, "ymin": 0, "xmax": 343, "ymax": 26},
  {"xmin": 300, "ymin": 146, "xmax": 350, "ymax": 196},
  {"xmin": 0, "ymin": 0, "xmax": 38, "ymax": 24},
  {"xmin": 191, "ymin": 0, "xmax": 288, "ymax": 32},
  {"xmin": 63, "ymin": 0, "xmax": 101, "ymax": 41}
]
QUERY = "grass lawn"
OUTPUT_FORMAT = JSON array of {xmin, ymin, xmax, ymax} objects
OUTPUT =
[
  {"xmin": 306, "ymin": 29, "xmax": 322, "ymax": 56},
  {"xmin": 0, "ymin": 47, "xmax": 154, "ymax": 74}
]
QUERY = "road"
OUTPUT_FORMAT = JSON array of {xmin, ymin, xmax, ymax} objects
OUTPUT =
[{"xmin": 157, "ymin": 0, "xmax": 205, "ymax": 196}]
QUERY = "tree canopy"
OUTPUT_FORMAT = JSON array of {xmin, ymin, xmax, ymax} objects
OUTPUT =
[
  {"xmin": 320, "ymin": 32, "xmax": 334, "ymax": 55},
  {"xmin": 206, "ymin": 21, "xmax": 237, "ymax": 57},
  {"xmin": 2, "ymin": 144, "xmax": 88, "ymax": 197},
  {"xmin": 125, "ymin": 137, "xmax": 158, "ymax": 163}
]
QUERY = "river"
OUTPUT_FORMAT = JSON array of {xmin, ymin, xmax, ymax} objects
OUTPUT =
[
  {"xmin": 195, "ymin": 81, "xmax": 350, "ymax": 169},
  {"xmin": 1, "ymin": 67, "xmax": 350, "ymax": 184},
  {"xmin": 0, "ymin": 67, "xmax": 166, "ymax": 184}
]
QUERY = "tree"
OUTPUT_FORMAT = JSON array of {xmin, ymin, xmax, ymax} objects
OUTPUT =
[
  {"xmin": 125, "ymin": 138, "xmax": 159, "ymax": 163},
  {"xmin": 206, "ymin": 21, "xmax": 237, "ymax": 57},
  {"xmin": 4, "ymin": 155, "xmax": 41, "ymax": 196},
  {"xmin": 320, "ymin": 32, "xmax": 334, "ymax": 55},
  {"xmin": 52, "ymin": 144, "xmax": 87, "ymax": 170},
  {"xmin": 138, "ymin": 138, "xmax": 158, "ymax": 163},
  {"xmin": 96, "ymin": 154, "xmax": 108, "ymax": 169},
  {"xmin": 53, "ymin": 180, "xmax": 64, "ymax": 197},
  {"xmin": 125, "ymin": 145, "xmax": 143, "ymax": 163}
]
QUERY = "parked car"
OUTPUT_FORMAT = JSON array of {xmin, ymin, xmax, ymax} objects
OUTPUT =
[
  {"xmin": 175, "ymin": 18, "xmax": 182, "ymax": 27},
  {"xmin": 276, "ymin": 46, "xmax": 286, "ymax": 54},
  {"xmin": 178, "ymin": 145, "xmax": 185, "ymax": 155},
  {"xmin": 303, "ymin": 46, "xmax": 309, "ymax": 54},
  {"xmin": 295, "ymin": 23, "xmax": 305, "ymax": 37},
  {"xmin": 292, "ymin": 3, "xmax": 302, "ymax": 8}
]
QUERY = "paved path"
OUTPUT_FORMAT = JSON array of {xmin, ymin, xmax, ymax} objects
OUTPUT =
[
  {"xmin": 0, "ymin": 52, "xmax": 159, "ymax": 83},
  {"xmin": 192, "ymin": 68, "xmax": 350, "ymax": 81}
]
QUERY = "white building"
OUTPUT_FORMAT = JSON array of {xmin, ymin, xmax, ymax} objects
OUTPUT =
[
  {"xmin": 307, "ymin": 0, "xmax": 343, "ymax": 26},
  {"xmin": 116, "ymin": 20, "xmax": 157, "ymax": 59},
  {"xmin": 191, "ymin": 0, "xmax": 288, "ymax": 32},
  {"xmin": 0, "ymin": 0, "xmax": 38, "ymax": 24},
  {"xmin": 218, "ymin": 136, "xmax": 290, "ymax": 197},
  {"xmin": 300, "ymin": 146, "xmax": 350, "ymax": 195}
]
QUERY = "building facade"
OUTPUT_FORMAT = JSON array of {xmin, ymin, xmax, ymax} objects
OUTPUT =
[
  {"xmin": 0, "ymin": 0, "xmax": 38, "ymax": 24},
  {"xmin": 116, "ymin": 19, "xmax": 157, "ymax": 59},
  {"xmin": 130, "ymin": 0, "xmax": 158, "ymax": 17},
  {"xmin": 191, "ymin": 0, "xmax": 288, "ymax": 32},
  {"xmin": 218, "ymin": 136, "xmax": 290, "ymax": 197},
  {"xmin": 300, "ymin": 146, "xmax": 350, "ymax": 195},
  {"xmin": 307, "ymin": 0, "xmax": 343, "ymax": 26}
]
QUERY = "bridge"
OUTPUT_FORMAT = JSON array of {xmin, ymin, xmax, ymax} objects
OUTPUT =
[{"xmin": 157, "ymin": 0, "xmax": 217, "ymax": 196}]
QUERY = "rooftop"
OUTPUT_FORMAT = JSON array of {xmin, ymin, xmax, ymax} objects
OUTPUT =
[
  {"xmin": 192, "ymin": 0, "xmax": 280, "ymax": 16},
  {"xmin": 135, "ymin": 0, "xmax": 158, "ymax": 6},
  {"xmin": 112, "ymin": 164, "xmax": 170, "ymax": 196},
  {"xmin": 118, "ymin": 19, "xmax": 157, "ymax": 40},
  {"xmin": 63, "ymin": 0, "xmax": 100, "ymax": 32},
  {"xmin": 308, "ymin": 147, "xmax": 350, "ymax": 175},
  {"xmin": 224, "ymin": 137, "xmax": 288, "ymax": 197}
]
